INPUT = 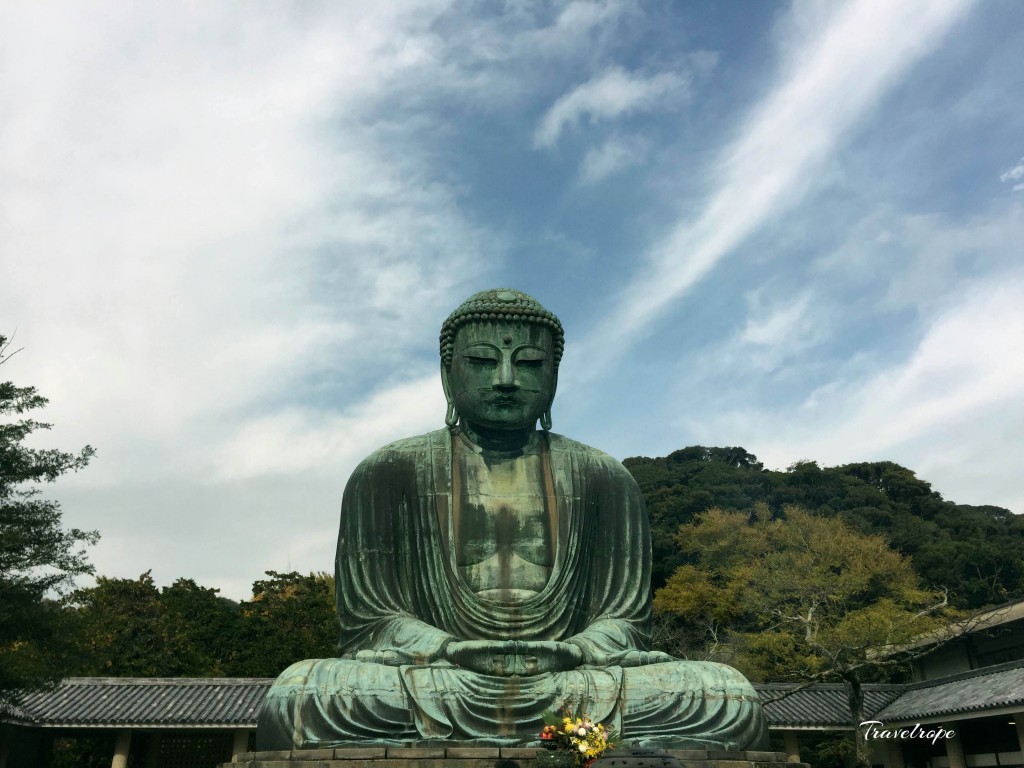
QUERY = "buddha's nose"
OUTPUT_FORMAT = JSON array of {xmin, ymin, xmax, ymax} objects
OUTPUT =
[{"xmin": 494, "ymin": 356, "xmax": 518, "ymax": 389}]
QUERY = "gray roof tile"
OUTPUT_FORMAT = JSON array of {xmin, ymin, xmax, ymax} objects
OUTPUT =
[
  {"xmin": 875, "ymin": 659, "xmax": 1024, "ymax": 722},
  {"xmin": 11, "ymin": 678, "xmax": 272, "ymax": 728},
  {"xmin": 754, "ymin": 683, "xmax": 904, "ymax": 728}
]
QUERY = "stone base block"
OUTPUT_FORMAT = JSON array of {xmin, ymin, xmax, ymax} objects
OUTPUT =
[{"xmin": 221, "ymin": 746, "xmax": 808, "ymax": 768}]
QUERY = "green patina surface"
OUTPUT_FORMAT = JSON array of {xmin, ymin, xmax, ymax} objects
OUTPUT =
[{"xmin": 255, "ymin": 289, "xmax": 769, "ymax": 750}]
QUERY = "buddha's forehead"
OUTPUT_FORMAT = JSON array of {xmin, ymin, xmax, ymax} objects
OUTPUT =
[{"xmin": 454, "ymin": 321, "xmax": 553, "ymax": 350}]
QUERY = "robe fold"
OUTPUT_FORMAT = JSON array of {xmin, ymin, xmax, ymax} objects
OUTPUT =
[{"xmin": 255, "ymin": 429, "xmax": 768, "ymax": 750}]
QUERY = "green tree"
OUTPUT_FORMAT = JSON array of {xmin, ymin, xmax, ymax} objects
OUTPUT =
[
  {"xmin": 0, "ymin": 335, "xmax": 98, "ymax": 713},
  {"xmin": 654, "ymin": 504, "xmax": 957, "ymax": 768},
  {"xmin": 66, "ymin": 570, "xmax": 334, "ymax": 679},
  {"xmin": 68, "ymin": 572, "xmax": 241, "ymax": 677},
  {"xmin": 624, "ymin": 447, "xmax": 769, "ymax": 588},
  {"xmin": 70, "ymin": 572, "xmax": 168, "ymax": 676},
  {"xmin": 160, "ymin": 578, "xmax": 241, "ymax": 675},
  {"xmin": 228, "ymin": 571, "xmax": 337, "ymax": 677}
]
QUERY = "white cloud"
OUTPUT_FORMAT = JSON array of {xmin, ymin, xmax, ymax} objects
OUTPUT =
[
  {"xmin": 534, "ymin": 66, "xmax": 690, "ymax": 148},
  {"xmin": 819, "ymin": 281, "xmax": 1023, "ymax": 449},
  {"xmin": 740, "ymin": 294, "xmax": 812, "ymax": 347},
  {"xmin": 0, "ymin": 1, "xmax": 653, "ymax": 600},
  {"xmin": 673, "ymin": 291, "xmax": 825, "ymax": 382},
  {"xmin": 810, "ymin": 204, "xmax": 1024, "ymax": 316},
  {"xmin": 1001, "ymin": 156, "xmax": 1024, "ymax": 191},
  {"xmin": 684, "ymin": 274, "xmax": 1024, "ymax": 513},
  {"xmin": 211, "ymin": 375, "xmax": 444, "ymax": 482},
  {"xmin": 584, "ymin": 0, "xmax": 977, "ymax": 358},
  {"xmin": 390, "ymin": 1, "xmax": 633, "ymax": 110},
  {"xmin": 579, "ymin": 135, "xmax": 649, "ymax": 183},
  {"xmin": 3, "ymin": 0, "xmax": 1014, "ymax": 603},
  {"xmin": 0, "ymin": 2, "xmax": 490, "ymax": 477},
  {"xmin": 531, "ymin": 0, "xmax": 631, "ymax": 53},
  {"xmin": 0, "ymin": 2, "xmax": 494, "ymax": 596}
]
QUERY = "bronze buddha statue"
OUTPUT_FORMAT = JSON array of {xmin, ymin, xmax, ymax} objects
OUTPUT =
[{"xmin": 256, "ymin": 289, "xmax": 768, "ymax": 750}]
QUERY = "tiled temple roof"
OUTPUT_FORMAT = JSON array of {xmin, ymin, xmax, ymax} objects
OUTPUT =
[
  {"xmin": 9, "ymin": 678, "xmax": 272, "ymax": 728},
  {"xmin": 875, "ymin": 659, "xmax": 1024, "ymax": 723},
  {"xmin": 756, "ymin": 683, "xmax": 904, "ymax": 728}
]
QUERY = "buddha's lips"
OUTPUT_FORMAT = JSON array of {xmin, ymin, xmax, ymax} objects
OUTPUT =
[{"xmin": 489, "ymin": 395, "xmax": 521, "ymax": 406}]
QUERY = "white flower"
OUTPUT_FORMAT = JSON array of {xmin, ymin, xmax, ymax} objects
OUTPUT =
[
  {"xmin": 578, "ymin": 743, "xmax": 588, "ymax": 753},
  {"xmin": 577, "ymin": 728, "xmax": 587, "ymax": 737}
]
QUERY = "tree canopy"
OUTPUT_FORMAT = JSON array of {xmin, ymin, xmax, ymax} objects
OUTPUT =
[
  {"xmin": 0, "ymin": 335, "xmax": 98, "ymax": 712},
  {"xmin": 654, "ymin": 504, "xmax": 955, "ymax": 679},
  {"xmin": 624, "ymin": 447, "xmax": 1024, "ymax": 608},
  {"xmin": 229, "ymin": 570, "xmax": 338, "ymax": 677},
  {"xmin": 65, "ymin": 570, "xmax": 337, "ymax": 679},
  {"xmin": 654, "ymin": 503, "xmax": 958, "ymax": 768},
  {"xmin": 68, "ymin": 572, "xmax": 243, "ymax": 677}
]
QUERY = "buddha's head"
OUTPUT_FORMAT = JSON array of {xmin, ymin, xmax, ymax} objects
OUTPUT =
[{"xmin": 439, "ymin": 289, "xmax": 564, "ymax": 434}]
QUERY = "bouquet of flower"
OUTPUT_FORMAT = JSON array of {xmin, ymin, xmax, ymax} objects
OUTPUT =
[{"xmin": 537, "ymin": 706, "xmax": 616, "ymax": 768}]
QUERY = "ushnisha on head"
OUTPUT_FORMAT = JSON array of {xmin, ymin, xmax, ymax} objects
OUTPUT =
[{"xmin": 439, "ymin": 289, "xmax": 563, "ymax": 433}]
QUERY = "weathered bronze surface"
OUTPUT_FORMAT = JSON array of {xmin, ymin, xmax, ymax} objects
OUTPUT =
[{"xmin": 255, "ymin": 289, "xmax": 769, "ymax": 750}]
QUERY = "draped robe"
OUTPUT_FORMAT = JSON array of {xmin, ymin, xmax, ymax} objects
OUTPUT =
[{"xmin": 255, "ymin": 429, "xmax": 768, "ymax": 750}]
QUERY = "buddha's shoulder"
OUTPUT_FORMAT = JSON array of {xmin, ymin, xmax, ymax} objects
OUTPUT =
[
  {"xmin": 352, "ymin": 430, "xmax": 632, "ymax": 473},
  {"xmin": 546, "ymin": 432, "xmax": 635, "ymax": 479},
  {"xmin": 353, "ymin": 429, "xmax": 450, "ymax": 470}
]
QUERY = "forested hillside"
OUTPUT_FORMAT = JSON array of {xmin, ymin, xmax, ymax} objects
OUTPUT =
[{"xmin": 624, "ymin": 446, "xmax": 1024, "ymax": 609}]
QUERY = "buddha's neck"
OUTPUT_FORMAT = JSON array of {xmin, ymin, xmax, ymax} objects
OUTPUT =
[{"xmin": 457, "ymin": 421, "xmax": 536, "ymax": 453}]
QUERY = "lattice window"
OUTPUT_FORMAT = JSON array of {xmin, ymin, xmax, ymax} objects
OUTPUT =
[{"xmin": 152, "ymin": 732, "xmax": 233, "ymax": 768}]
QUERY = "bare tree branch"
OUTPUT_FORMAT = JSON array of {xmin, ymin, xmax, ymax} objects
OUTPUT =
[{"xmin": 0, "ymin": 331, "xmax": 25, "ymax": 365}]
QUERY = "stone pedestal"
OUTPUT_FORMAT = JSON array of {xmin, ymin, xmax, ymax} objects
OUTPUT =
[{"xmin": 221, "ymin": 746, "xmax": 808, "ymax": 768}]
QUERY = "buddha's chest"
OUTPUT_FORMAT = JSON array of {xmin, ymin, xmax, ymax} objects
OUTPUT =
[{"xmin": 454, "ymin": 451, "xmax": 554, "ymax": 600}]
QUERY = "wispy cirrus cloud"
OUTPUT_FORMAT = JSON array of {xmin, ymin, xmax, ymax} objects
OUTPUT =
[
  {"xmin": 639, "ymin": 192, "xmax": 1024, "ymax": 516},
  {"xmin": 586, "ymin": 0, "xmax": 977, "ymax": 353},
  {"xmin": 393, "ymin": 1, "xmax": 634, "ymax": 110},
  {"xmin": 534, "ymin": 66, "xmax": 690, "ymax": 148},
  {"xmin": 684, "ymin": 272, "xmax": 1024, "ymax": 511}
]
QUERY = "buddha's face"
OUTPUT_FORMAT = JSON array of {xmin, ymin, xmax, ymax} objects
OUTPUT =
[{"xmin": 446, "ymin": 321, "xmax": 556, "ymax": 432}]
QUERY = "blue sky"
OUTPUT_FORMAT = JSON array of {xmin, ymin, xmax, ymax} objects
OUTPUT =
[{"xmin": 2, "ymin": 0, "xmax": 1022, "ymax": 599}]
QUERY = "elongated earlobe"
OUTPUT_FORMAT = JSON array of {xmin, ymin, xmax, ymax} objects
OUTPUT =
[
  {"xmin": 541, "ymin": 372, "xmax": 556, "ymax": 432},
  {"xmin": 440, "ymin": 362, "xmax": 458, "ymax": 428},
  {"xmin": 540, "ymin": 410, "xmax": 552, "ymax": 431}
]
